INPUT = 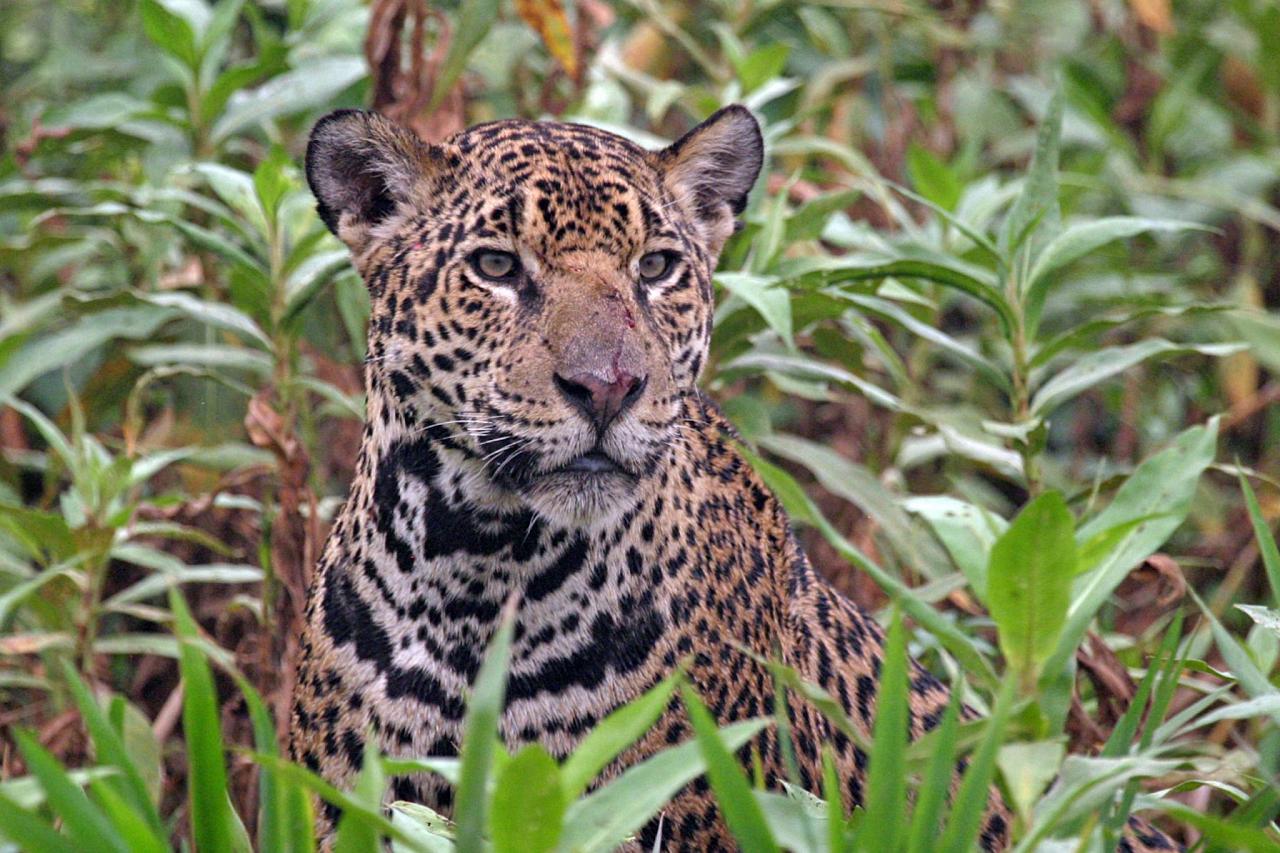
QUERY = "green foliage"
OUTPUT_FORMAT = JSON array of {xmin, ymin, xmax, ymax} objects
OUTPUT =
[{"xmin": 3, "ymin": 0, "xmax": 1280, "ymax": 850}]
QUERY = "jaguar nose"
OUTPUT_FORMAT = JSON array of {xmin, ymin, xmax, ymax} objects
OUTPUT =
[{"xmin": 554, "ymin": 371, "xmax": 647, "ymax": 432}]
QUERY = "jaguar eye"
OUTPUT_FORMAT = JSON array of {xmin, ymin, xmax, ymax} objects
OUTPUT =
[
  {"xmin": 638, "ymin": 251, "xmax": 674, "ymax": 281},
  {"xmin": 472, "ymin": 250, "xmax": 519, "ymax": 280}
]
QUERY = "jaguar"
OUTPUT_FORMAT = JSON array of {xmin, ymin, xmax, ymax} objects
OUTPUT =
[{"xmin": 288, "ymin": 104, "xmax": 1177, "ymax": 851}]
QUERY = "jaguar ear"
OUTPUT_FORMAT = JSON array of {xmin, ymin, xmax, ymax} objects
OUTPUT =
[
  {"xmin": 305, "ymin": 109, "xmax": 441, "ymax": 251},
  {"xmin": 656, "ymin": 105, "xmax": 764, "ymax": 246}
]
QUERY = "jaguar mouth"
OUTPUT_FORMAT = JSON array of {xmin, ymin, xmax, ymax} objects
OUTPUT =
[{"xmin": 557, "ymin": 450, "xmax": 624, "ymax": 475}]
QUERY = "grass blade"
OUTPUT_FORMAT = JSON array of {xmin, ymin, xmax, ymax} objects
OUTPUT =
[
  {"xmin": 680, "ymin": 685, "xmax": 779, "ymax": 853},
  {"xmin": 170, "ymin": 588, "xmax": 234, "ymax": 853},
  {"xmin": 863, "ymin": 611, "xmax": 909, "ymax": 853},
  {"xmin": 455, "ymin": 598, "xmax": 517, "ymax": 853},
  {"xmin": 12, "ymin": 729, "xmax": 127, "ymax": 853}
]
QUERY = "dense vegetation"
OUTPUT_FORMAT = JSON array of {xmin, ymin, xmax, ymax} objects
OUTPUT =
[{"xmin": 1, "ymin": 0, "xmax": 1279, "ymax": 849}]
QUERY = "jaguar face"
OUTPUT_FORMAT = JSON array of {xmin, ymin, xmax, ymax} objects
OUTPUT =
[{"xmin": 306, "ymin": 107, "xmax": 763, "ymax": 523}]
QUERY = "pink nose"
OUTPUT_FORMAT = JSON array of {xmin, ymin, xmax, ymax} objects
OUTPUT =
[{"xmin": 554, "ymin": 371, "xmax": 646, "ymax": 431}]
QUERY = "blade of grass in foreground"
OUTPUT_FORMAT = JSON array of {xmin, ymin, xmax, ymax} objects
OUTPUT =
[
  {"xmin": 455, "ymin": 597, "xmax": 517, "ymax": 853},
  {"xmin": 906, "ymin": 692, "xmax": 962, "ymax": 853},
  {"xmin": 937, "ymin": 679, "xmax": 1015, "ymax": 853},
  {"xmin": 863, "ymin": 610, "xmax": 909, "ymax": 853},
  {"xmin": 12, "ymin": 729, "xmax": 127, "ymax": 853},
  {"xmin": 681, "ymin": 684, "xmax": 779, "ymax": 853},
  {"xmin": 170, "ymin": 588, "xmax": 234, "ymax": 853}
]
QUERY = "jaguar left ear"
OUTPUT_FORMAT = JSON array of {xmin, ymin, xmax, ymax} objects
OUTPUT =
[
  {"xmin": 656, "ymin": 105, "xmax": 764, "ymax": 245},
  {"xmin": 306, "ymin": 109, "xmax": 442, "ymax": 252}
]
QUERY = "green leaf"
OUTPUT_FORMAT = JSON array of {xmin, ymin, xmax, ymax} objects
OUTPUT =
[
  {"xmin": 335, "ymin": 744, "xmax": 388, "ymax": 853},
  {"xmin": 211, "ymin": 56, "xmax": 367, "ymax": 144},
  {"xmin": 0, "ymin": 790, "xmax": 79, "ymax": 853},
  {"xmin": 1237, "ymin": 470, "xmax": 1280, "ymax": 607},
  {"xmin": 1030, "ymin": 339, "xmax": 1245, "ymax": 418},
  {"xmin": 491, "ymin": 745, "xmax": 564, "ymax": 853},
  {"xmin": 761, "ymin": 434, "xmax": 951, "ymax": 580},
  {"xmin": 862, "ymin": 611, "xmax": 909, "ymax": 853},
  {"xmin": 905, "ymin": 693, "xmax": 960, "ymax": 853},
  {"xmin": 12, "ymin": 729, "xmax": 127, "ymax": 853},
  {"xmin": 140, "ymin": 0, "xmax": 203, "ymax": 69},
  {"xmin": 937, "ymin": 679, "xmax": 1014, "ymax": 853},
  {"xmin": 0, "ymin": 306, "xmax": 175, "ymax": 398},
  {"xmin": 561, "ymin": 674, "xmax": 678, "ymax": 799},
  {"xmin": 559, "ymin": 718, "xmax": 768, "ymax": 852},
  {"xmin": 170, "ymin": 588, "xmax": 234, "ymax": 853},
  {"xmin": 254, "ymin": 145, "xmax": 296, "ymax": 225},
  {"xmin": 679, "ymin": 686, "xmax": 779, "ymax": 853},
  {"xmin": 995, "ymin": 740, "xmax": 1064, "ymax": 822},
  {"xmin": 1024, "ymin": 217, "xmax": 1211, "ymax": 332},
  {"xmin": 906, "ymin": 144, "xmax": 962, "ymax": 211},
  {"xmin": 1000, "ymin": 87, "xmax": 1062, "ymax": 255},
  {"xmin": 455, "ymin": 604, "xmax": 516, "ymax": 853},
  {"xmin": 742, "ymin": 447, "xmax": 997, "ymax": 684},
  {"xmin": 1045, "ymin": 419, "xmax": 1219, "ymax": 683},
  {"xmin": 139, "ymin": 292, "xmax": 272, "ymax": 348},
  {"xmin": 736, "ymin": 43, "xmax": 790, "ymax": 94},
  {"xmin": 902, "ymin": 496, "xmax": 1008, "ymax": 599},
  {"xmin": 790, "ymin": 258, "xmax": 1016, "ymax": 335},
  {"xmin": 429, "ymin": 0, "xmax": 499, "ymax": 110},
  {"xmin": 988, "ymin": 491, "xmax": 1075, "ymax": 689},
  {"xmin": 59, "ymin": 663, "xmax": 164, "ymax": 836},
  {"xmin": 717, "ymin": 273, "xmax": 793, "ymax": 348}
]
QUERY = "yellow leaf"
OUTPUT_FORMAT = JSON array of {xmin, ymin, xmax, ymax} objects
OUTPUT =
[
  {"xmin": 1129, "ymin": 0, "xmax": 1175, "ymax": 34},
  {"xmin": 515, "ymin": 0, "xmax": 578, "ymax": 79}
]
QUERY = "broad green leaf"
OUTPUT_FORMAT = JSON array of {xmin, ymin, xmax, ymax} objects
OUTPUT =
[
  {"xmin": 761, "ymin": 434, "xmax": 950, "ymax": 580},
  {"xmin": 491, "ymin": 745, "xmax": 564, "ymax": 853},
  {"xmin": 139, "ymin": 292, "xmax": 272, "ymax": 348},
  {"xmin": 1045, "ymin": 419, "xmax": 1218, "ymax": 683},
  {"xmin": 679, "ymin": 686, "xmax": 779, "ymax": 853},
  {"xmin": 212, "ymin": 56, "xmax": 367, "ymax": 144},
  {"xmin": 902, "ymin": 495, "xmax": 1008, "ymax": 598},
  {"xmin": 735, "ymin": 42, "xmax": 789, "ymax": 93},
  {"xmin": 995, "ymin": 740, "xmax": 1064, "ymax": 822},
  {"xmin": 1030, "ymin": 339, "xmax": 1245, "ymax": 418},
  {"xmin": 391, "ymin": 802, "xmax": 454, "ymax": 853},
  {"xmin": 455, "ymin": 605, "xmax": 516, "ymax": 853},
  {"xmin": 192, "ymin": 163, "xmax": 269, "ymax": 238},
  {"xmin": 753, "ymin": 790, "xmax": 827, "ymax": 852},
  {"xmin": 1024, "ymin": 217, "xmax": 1210, "ymax": 331},
  {"xmin": 863, "ymin": 612, "xmax": 909, "ymax": 853},
  {"xmin": 140, "ymin": 0, "xmax": 203, "ymax": 69},
  {"xmin": 559, "ymin": 719, "xmax": 768, "ymax": 852},
  {"xmin": 906, "ymin": 144, "xmax": 962, "ymax": 211},
  {"xmin": 788, "ymin": 258, "xmax": 1016, "ymax": 335},
  {"xmin": 0, "ymin": 306, "xmax": 175, "ymax": 398},
  {"xmin": 988, "ymin": 491, "xmax": 1075, "ymax": 689},
  {"xmin": 717, "ymin": 273, "xmax": 793, "ymax": 348},
  {"xmin": 561, "ymin": 674, "xmax": 678, "ymax": 799}
]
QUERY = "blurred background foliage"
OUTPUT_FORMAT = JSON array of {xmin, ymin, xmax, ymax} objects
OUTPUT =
[{"xmin": 1, "ymin": 0, "xmax": 1280, "ymax": 849}]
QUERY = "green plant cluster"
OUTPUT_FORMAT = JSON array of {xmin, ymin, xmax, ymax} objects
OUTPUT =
[{"xmin": 2, "ymin": 0, "xmax": 1279, "ymax": 850}]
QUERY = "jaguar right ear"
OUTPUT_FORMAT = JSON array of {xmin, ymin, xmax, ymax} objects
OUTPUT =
[{"xmin": 305, "ymin": 109, "xmax": 442, "ymax": 252}]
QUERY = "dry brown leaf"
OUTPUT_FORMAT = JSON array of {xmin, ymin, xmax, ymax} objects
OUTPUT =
[{"xmin": 516, "ymin": 0, "xmax": 578, "ymax": 81}]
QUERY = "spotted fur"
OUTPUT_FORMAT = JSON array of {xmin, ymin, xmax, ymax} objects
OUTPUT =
[{"xmin": 289, "ymin": 107, "xmax": 1176, "ymax": 851}]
